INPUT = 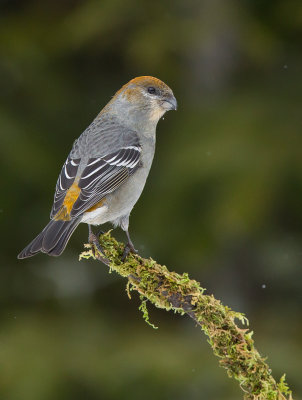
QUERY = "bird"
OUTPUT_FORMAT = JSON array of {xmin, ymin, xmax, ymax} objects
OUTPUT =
[{"xmin": 18, "ymin": 76, "xmax": 177, "ymax": 261}]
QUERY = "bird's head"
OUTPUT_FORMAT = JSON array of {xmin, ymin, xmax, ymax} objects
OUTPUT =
[{"xmin": 107, "ymin": 76, "xmax": 177, "ymax": 125}]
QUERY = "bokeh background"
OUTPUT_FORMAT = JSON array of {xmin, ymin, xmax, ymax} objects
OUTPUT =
[{"xmin": 1, "ymin": 0, "xmax": 301, "ymax": 399}]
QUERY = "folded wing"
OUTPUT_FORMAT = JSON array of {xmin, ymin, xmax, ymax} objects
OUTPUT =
[
  {"xmin": 50, "ymin": 145, "xmax": 141, "ymax": 221},
  {"xmin": 71, "ymin": 145, "xmax": 141, "ymax": 217}
]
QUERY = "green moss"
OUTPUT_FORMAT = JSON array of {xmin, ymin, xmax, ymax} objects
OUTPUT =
[
  {"xmin": 80, "ymin": 232, "xmax": 293, "ymax": 400},
  {"xmin": 138, "ymin": 296, "xmax": 158, "ymax": 329}
]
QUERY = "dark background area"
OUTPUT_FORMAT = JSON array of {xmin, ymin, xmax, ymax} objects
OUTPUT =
[{"xmin": 1, "ymin": 0, "xmax": 301, "ymax": 399}]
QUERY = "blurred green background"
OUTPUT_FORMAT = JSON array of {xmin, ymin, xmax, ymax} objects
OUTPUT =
[{"xmin": 1, "ymin": 0, "xmax": 302, "ymax": 399}]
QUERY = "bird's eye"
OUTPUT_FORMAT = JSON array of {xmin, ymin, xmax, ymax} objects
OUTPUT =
[{"xmin": 147, "ymin": 87, "xmax": 156, "ymax": 95}]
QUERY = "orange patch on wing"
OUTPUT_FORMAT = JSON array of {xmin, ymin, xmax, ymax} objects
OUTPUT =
[
  {"xmin": 86, "ymin": 198, "xmax": 106, "ymax": 213},
  {"xmin": 54, "ymin": 181, "xmax": 81, "ymax": 221}
]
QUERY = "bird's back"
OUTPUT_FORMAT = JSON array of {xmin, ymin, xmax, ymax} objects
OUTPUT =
[{"xmin": 70, "ymin": 114, "xmax": 140, "ymax": 162}]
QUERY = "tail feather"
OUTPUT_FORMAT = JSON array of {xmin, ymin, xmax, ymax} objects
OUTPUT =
[{"xmin": 18, "ymin": 218, "xmax": 81, "ymax": 259}]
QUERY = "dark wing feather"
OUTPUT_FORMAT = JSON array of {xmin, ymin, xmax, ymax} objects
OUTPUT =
[
  {"xmin": 50, "ymin": 157, "xmax": 81, "ymax": 218},
  {"xmin": 69, "ymin": 145, "xmax": 141, "ymax": 218}
]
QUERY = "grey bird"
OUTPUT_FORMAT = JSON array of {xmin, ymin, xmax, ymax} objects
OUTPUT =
[{"xmin": 18, "ymin": 76, "xmax": 177, "ymax": 260}]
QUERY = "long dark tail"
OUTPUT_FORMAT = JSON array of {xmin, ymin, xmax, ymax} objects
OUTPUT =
[{"xmin": 18, "ymin": 218, "xmax": 81, "ymax": 259}]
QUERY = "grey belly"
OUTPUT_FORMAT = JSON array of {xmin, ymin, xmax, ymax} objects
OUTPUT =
[{"xmin": 106, "ymin": 166, "xmax": 151, "ymax": 223}]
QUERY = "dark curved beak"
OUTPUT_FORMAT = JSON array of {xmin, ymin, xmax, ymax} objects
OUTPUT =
[{"xmin": 162, "ymin": 95, "xmax": 177, "ymax": 111}]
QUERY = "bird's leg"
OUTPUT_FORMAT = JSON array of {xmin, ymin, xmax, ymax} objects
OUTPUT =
[
  {"xmin": 88, "ymin": 225, "xmax": 109, "ymax": 265},
  {"xmin": 122, "ymin": 229, "xmax": 138, "ymax": 261}
]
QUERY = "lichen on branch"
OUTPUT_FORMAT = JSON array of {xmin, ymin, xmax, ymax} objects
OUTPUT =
[{"xmin": 80, "ymin": 232, "xmax": 293, "ymax": 400}]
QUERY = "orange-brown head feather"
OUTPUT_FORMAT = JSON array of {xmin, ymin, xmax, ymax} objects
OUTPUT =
[{"xmin": 100, "ymin": 76, "xmax": 177, "ymax": 123}]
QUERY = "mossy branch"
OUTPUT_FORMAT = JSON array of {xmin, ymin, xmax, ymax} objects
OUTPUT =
[{"xmin": 80, "ymin": 232, "xmax": 293, "ymax": 400}]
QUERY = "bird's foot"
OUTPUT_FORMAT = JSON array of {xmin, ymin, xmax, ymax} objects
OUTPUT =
[
  {"xmin": 122, "ymin": 242, "xmax": 138, "ymax": 262},
  {"xmin": 88, "ymin": 232, "xmax": 110, "ymax": 266},
  {"xmin": 96, "ymin": 228, "xmax": 105, "ymax": 237}
]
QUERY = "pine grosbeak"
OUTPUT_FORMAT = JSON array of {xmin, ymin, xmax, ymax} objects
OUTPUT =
[{"xmin": 18, "ymin": 76, "xmax": 177, "ymax": 260}]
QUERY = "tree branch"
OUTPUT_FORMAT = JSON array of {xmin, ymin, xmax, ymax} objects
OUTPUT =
[{"xmin": 80, "ymin": 232, "xmax": 293, "ymax": 400}]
